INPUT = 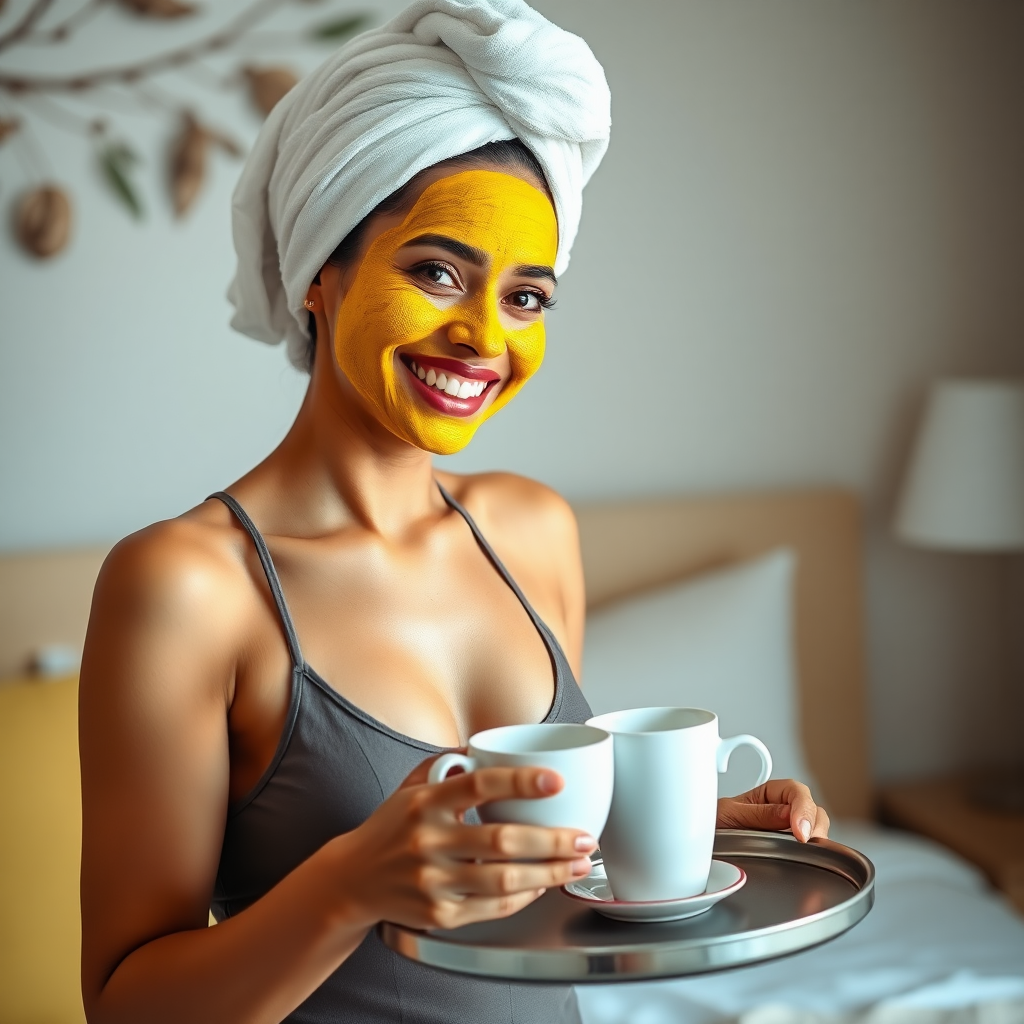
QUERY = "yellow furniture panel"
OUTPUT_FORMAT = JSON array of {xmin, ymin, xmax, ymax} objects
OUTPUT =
[{"xmin": 0, "ymin": 674, "xmax": 85, "ymax": 1024}]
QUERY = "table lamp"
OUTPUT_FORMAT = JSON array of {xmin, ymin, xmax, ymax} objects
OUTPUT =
[{"xmin": 895, "ymin": 378, "xmax": 1024, "ymax": 810}]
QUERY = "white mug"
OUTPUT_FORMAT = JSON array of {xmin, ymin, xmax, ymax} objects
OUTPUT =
[
  {"xmin": 586, "ymin": 707, "xmax": 772, "ymax": 902},
  {"xmin": 428, "ymin": 723, "xmax": 614, "ymax": 838}
]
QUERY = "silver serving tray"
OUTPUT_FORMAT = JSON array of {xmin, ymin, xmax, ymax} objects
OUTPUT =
[{"xmin": 379, "ymin": 830, "xmax": 875, "ymax": 983}]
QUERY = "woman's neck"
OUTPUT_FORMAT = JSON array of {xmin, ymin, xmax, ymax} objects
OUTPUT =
[{"xmin": 238, "ymin": 355, "xmax": 443, "ymax": 541}]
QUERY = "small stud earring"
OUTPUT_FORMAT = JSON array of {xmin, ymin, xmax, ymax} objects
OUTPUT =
[{"xmin": 304, "ymin": 299, "xmax": 315, "ymax": 309}]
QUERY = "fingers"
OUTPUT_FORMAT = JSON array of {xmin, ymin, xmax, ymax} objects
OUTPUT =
[
  {"xmin": 378, "ymin": 767, "xmax": 594, "ymax": 932},
  {"xmin": 728, "ymin": 779, "xmax": 831, "ymax": 842},
  {"xmin": 808, "ymin": 805, "xmax": 831, "ymax": 840},
  {"xmin": 441, "ymin": 889, "xmax": 545, "ymax": 929},
  {"xmin": 454, "ymin": 857, "xmax": 593, "ymax": 898},
  {"xmin": 740, "ymin": 778, "xmax": 810, "ymax": 807},
  {"xmin": 773, "ymin": 780, "xmax": 829, "ymax": 842},
  {"xmin": 423, "ymin": 765, "xmax": 564, "ymax": 814},
  {"xmin": 781, "ymin": 781, "xmax": 815, "ymax": 841},
  {"xmin": 444, "ymin": 822, "xmax": 597, "ymax": 863},
  {"xmin": 399, "ymin": 833, "xmax": 592, "ymax": 932},
  {"xmin": 717, "ymin": 798, "xmax": 791, "ymax": 832}
]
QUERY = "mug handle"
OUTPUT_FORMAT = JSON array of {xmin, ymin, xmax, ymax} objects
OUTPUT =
[
  {"xmin": 428, "ymin": 752, "xmax": 477, "ymax": 785},
  {"xmin": 717, "ymin": 735, "xmax": 772, "ymax": 787}
]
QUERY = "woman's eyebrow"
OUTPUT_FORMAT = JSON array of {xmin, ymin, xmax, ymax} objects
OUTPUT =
[
  {"xmin": 514, "ymin": 264, "xmax": 557, "ymax": 286},
  {"xmin": 400, "ymin": 236, "xmax": 556, "ymax": 285},
  {"xmin": 401, "ymin": 233, "xmax": 486, "ymax": 266}
]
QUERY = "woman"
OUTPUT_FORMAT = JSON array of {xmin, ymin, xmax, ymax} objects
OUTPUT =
[{"xmin": 79, "ymin": 2, "xmax": 830, "ymax": 1022}]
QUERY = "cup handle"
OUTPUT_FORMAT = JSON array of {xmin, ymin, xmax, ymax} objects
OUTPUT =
[
  {"xmin": 717, "ymin": 735, "xmax": 772, "ymax": 787},
  {"xmin": 427, "ymin": 752, "xmax": 476, "ymax": 785}
]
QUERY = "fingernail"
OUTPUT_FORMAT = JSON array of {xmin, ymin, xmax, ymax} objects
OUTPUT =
[
  {"xmin": 536, "ymin": 888, "xmax": 547, "ymax": 897},
  {"xmin": 537, "ymin": 772, "xmax": 559, "ymax": 794},
  {"xmin": 798, "ymin": 819, "xmax": 811, "ymax": 841},
  {"xmin": 571, "ymin": 856, "xmax": 593, "ymax": 875},
  {"xmin": 574, "ymin": 834, "xmax": 597, "ymax": 852}
]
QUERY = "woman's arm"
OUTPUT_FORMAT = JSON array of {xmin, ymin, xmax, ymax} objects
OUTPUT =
[
  {"xmin": 80, "ymin": 522, "xmax": 593, "ymax": 1024},
  {"xmin": 79, "ymin": 525, "xmax": 373, "ymax": 1024}
]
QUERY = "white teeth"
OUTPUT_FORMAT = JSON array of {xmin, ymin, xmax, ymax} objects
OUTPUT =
[{"xmin": 415, "ymin": 362, "xmax": 491, "ymax": 399}]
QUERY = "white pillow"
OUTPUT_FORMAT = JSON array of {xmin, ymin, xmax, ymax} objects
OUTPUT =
[{"xmin": 582, "ymin": 548, "xmax": 818, "ymax": 798}]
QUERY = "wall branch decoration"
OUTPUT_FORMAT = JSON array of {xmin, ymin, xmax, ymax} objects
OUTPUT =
[{"xmin": 0, "ymin": 0, "xmax": 369, "ymax": 257}]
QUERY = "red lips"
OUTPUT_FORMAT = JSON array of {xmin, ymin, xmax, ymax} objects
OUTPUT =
[{"xmin": 399, "ymin": 354, "xmax": 501, "ymax": 417}]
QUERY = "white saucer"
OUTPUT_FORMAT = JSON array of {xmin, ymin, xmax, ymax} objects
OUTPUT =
[{"xmin": 562, "ymin": 859, "xmax": 746, "ymax": 922}]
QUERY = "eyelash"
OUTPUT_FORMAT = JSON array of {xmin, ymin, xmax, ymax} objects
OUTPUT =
[
  {"xmin": 410, "ymin": 260, "xmax": 554, "ymax": 311},
  {"xmin": 413, "ymin": 260, "xmax": 459, "ymax": 287},
  {"xmin": 517, "ymin": 290, "xmax": 556, "ymax": 311}
]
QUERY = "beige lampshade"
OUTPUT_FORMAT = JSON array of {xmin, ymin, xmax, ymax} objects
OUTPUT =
[{"xmin": 895, "ymin": 378, "xmax": 1024, "ymax": 551}]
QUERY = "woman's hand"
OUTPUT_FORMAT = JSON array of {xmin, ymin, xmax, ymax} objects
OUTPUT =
[
  {"xmin": 328, "ymin": 755, "xmax": 597, "ymax": 932},
  {"xmin": 717, "ymin": 779, "xmax": 830, "ymax": 843}
]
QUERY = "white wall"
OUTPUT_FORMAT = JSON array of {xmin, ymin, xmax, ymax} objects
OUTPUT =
[{"xmin": 1, "ymin": 0, "xmax": 1022, "ymax": 782}]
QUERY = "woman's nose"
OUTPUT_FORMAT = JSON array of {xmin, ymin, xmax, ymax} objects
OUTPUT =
[
  {"xmin": 446, "ymin": 303, "xmax": 505, "ymax": 357},
  {"xmin": 447, "ymin": 323, "xmax": 474, "ymax": 347}
]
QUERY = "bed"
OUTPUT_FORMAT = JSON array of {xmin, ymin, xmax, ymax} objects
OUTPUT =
[
  {"xmin": 571, "ymin": 490, "xmax": 1024, "ymax": 1024},
  {"xmin": 2, "ymin": 488, "xmax": 1023, "ymax": 1024}
]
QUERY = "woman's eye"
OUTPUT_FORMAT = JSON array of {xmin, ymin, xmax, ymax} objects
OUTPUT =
[
  {"xmin": 506, "ymin": 290, "xmax": 549, "ymax": 312},
  {"xmin": 415, "ymin": 262, "xmax": 457, "ymax": 288}
]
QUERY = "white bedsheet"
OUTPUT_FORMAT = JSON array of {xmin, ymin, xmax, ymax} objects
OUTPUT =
[{"xmin": 576, "ymin": 823, "xmax": 1024, "ymax": 1024}]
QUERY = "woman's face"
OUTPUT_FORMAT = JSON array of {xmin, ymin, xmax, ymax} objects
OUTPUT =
[{"xmin": 327, "ymin": 168, "xmax": 558, "ymax": 455}]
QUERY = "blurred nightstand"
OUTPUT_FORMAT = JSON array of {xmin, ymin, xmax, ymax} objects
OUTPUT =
[{"xmin": 878, "ymin": 776, "xmax": 1024, "ymax": 915}]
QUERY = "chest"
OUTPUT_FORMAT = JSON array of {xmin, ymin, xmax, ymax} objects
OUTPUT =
[
  {"xmin": 228, "ymin": 520, "xmax": 561, "ymax": 798},
  {"xmin": 287, "ymin": 540, "xmax": 558, "ymax": 744}
]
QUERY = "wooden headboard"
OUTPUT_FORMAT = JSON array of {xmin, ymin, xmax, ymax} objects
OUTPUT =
[
  {"xmin": 0, "ymin": 487, "xmax": 870, "ymax": 818},
  {"xmin": 574, "ymin": 489, "xmax": 870, "ymax": 819},
  {"xmin": 0, "ymin": 547, "xmax": 108, "ymax": 680}
]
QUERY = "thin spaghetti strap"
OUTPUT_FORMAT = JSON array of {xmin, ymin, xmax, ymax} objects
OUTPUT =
[
  {"xmin": 208, "ymin": 492, "xmax": 304, "ymax": 669},
  {"xmin": 435, "ymin": 482, "xmax": 553, "ymax": 642}
]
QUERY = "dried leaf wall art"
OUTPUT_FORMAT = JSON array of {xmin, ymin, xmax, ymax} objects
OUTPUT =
[
  {"xmin": 170, "ymin": 112, "xmax": 241, "ymax": 216},
  {"xmin": 16, "ymin": 185, "xmax": 72, "ymax": 257},
  {"xmin": 312, "ymin": 14, "xmax": 371, "ymax": 40},
  {"xmin": 99, "ymin": 141, "xmax": 144, "ymax": 219},
  {"xmin": 0, "ymin": 1, "xmax": 372, "ymax": 259},
  {"xmin": 118, "ymin": 0, "xmax": 198, "ymax": 19},
  {"xmin": 244, "ymin": 66, "xmax": 298, "ymax": 117}
]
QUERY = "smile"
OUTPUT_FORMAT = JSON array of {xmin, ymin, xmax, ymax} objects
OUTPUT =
[{"xmin": 400, "ymin": 355, "xmax": 501, "ymax": 417}]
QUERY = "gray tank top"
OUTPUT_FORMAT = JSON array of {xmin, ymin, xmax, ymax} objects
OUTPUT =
[{"xmin": 209, "ymin": 486, "xmax": 590, "ymax": 1024}]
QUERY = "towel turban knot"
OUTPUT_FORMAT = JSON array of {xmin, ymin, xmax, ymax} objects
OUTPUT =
[{"xmin": 227, "ymin": 0, "xmax": 611, "ymax": 369}]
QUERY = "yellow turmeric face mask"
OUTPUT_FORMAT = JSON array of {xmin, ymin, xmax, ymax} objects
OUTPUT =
[{"xmin": 331, "ymin": 169, "xmax": 558, "ymax": 455}]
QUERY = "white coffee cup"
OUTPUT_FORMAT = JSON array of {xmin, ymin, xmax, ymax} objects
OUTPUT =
[
  {"xmin": 586, "ymin": 707, "xmax": 772, "ymax": 902},
  {"xmin": 427, "ymin": 723, "xmax": 614, "ymax": 838}
]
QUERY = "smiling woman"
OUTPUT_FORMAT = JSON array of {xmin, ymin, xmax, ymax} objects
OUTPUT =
[{"xmin": 76, "ymin": 3, "xmax": 829, "ymax": 1024}]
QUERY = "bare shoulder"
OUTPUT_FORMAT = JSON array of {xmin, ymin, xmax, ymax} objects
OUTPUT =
[
  {"xmin": 93, "ymin": 502, "xmax": 248, "ymax": 633},
  {"xmin": 437, "ymin": 470, "xmax": 579, "ymax": 561},
  {"xmin": 438, "ymin": 471, "xmax": 586, "ymax": 669},
  {"xmin": 84, "ymin": 500, "xmax": 257, "ymax": 703}
]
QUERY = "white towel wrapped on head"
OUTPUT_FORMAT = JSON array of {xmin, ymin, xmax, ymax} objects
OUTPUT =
[{"xmin": 228, "ymin": 0, "xmax": 611, "ymax": 370}]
